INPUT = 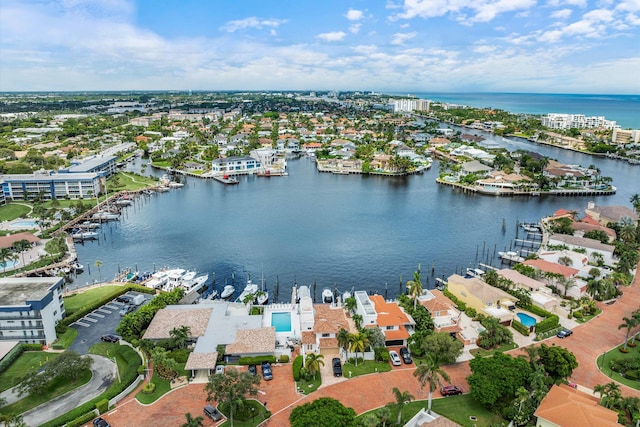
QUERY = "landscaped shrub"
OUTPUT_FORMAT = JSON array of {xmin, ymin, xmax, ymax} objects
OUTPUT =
[
  {"xmin": 278, "ymin": 354, "xmax": 289, "ymax": 363},
  {"xmin": 465, "ymin": 307, "xmax": 477, "ymax": 318},
  {"xmin": 141, "ymin": 382, "xmax": 156, "ymax": 394},
  {"xmin": 511, "ymin": 319, "xmax": 530, "ymax": 336},
  {"xmin": 22, "ymin": 343, "xmax": 43, "ymax": 351},
  {"xmin": 625, "ymin": 370, "xmax": 639, "ymax": 380},
  {"xmin": 292, "ymin": 355, "xmax": 303, "ymax": 381},
  {"xmin": 534, "ymin": 315, "xmax": 559, "ymax": 334},
  {"xmin": 237, "ymin": 355, "xmax": 277, "ymax": 365},
  {"xmin": 95, "ymin": 398, "xmax": 109, "ymax": 414},
  {"xmin": 65, "ymin": 411, "xmax": 97, "ymax": 427},
  {"xmin": 347, "ymin": 357, "xmax": 363, "ymax": 365},
  {"xmin": 169, "ymin": 348, "xmax": 190, "ymax": 363}
]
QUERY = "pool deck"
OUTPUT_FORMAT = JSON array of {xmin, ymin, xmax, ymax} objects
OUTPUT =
[{"xmin": 263, "ymin": 304, "xmax": 301, "ymax": 345}]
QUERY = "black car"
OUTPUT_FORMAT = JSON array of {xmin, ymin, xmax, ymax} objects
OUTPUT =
[
  {"xmin": 557, "ymin": 329, "xmax": 573, "ymax": 338},
  {"xmin": 116, "ymin": 295, "xmax": 132, "ymax": 304},
  {"xmin": 399, "ymin": 347, "xmax": 412, "ymax": 364},
  {"xmin": 93, "ymin": 418, "xmax": 110, "ymax": 427},
  {"xmin": 203, "ymin": 404, "xmax": 223, "ymax": 421},
  {"xmin": 332, "ymin": 357, "xmax": 342, "ymax": 377},
  {"xmin": 100, "ymin": 334, "xmax": 120, "ymax": 343},
  {"xmin": 261, "ymin": 362, "xmax": 273, "ymax": 380},
  {"xmin": 248, "ymin": 364, "xmax": 257, "ymax": 376}
]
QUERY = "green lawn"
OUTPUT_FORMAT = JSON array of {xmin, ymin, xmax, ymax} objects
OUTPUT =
[
  {"xmin": 63, "ymin": 285, "xmax": 124, "ymax": 316},
  {"xmin": 469, "ymin": 342, "xmax": 518, "ymax": 357},
  {"xmin": 0, "ymin": 203, "xmax": 31, "ymax": 222},
  {"xmin": 342, "ymin": 360, "xmax": 392, "ymax": 377},
  {"xmin": 218, "ymin": 399, "xmax": 269, "ymax": 427},
  {"xmin": 0, "ymin": 368, "xmax": 92, "ymax": 416},
  {"xmin": 89, "ymin": 342, "xmax": 131, "ymax": 376},
  {"xmin": 0, "ymin": 352, "xmax": 60, "ymax": 393},
  {"xmin": 135, "ymin": 362, "xmax": 188, "ymax": 404},
  {"xmin": 357, "ymin": 395, "xmax": 504, "ymax": 427},
  {"xmin": 111, "ymin": 172, "xmax": 159, "ymax": 191},
  {"xmin": 575, "ymin": 308, "xmax": 602, "ymax": 324},
  {"xmin": 54, "ymin": 328, "xmax": 78, "ymax": 349},
  {"xmin": 296, "ymin": 372, "xmax": 321, "ymax": 394},
  {"xmin": 597, "ymin": 343, "xmax": 640, "ymax": 390}
]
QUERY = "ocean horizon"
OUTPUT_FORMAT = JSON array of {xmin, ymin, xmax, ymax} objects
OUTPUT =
[{"xmin": 387, "ymin": 91, "xmax": 640, "ymax": 129}]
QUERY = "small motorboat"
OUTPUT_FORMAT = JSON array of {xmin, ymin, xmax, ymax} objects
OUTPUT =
[{"xmin": 221, "ymin": 285, "xmax": 235, "ymax": 299}]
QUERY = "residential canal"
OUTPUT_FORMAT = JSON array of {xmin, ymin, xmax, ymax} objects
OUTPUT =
[{"xmin": 70, "ymin": 136, "xmax": 638, "ymax": 302}]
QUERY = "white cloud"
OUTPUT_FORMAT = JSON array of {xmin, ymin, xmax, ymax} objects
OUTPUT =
[
  {"xmin": 353, "ymin": 44, "xmax": 378, "ymax": 54},
  {"xmin": 474, "ymin": 45, "xmax": 496, "ymax": 53},
  {"xmin": 391, "ymin": 32, "xmax": 417, "ymax": 45},
  {"xmin": 349, "ymin": 23, "xmax": 362, "ymax": 34},
  {"xmin": 220, "ymin": 17, "xmax": 287, "ymax": 32},
  {"xmin": 547, "ymin": 0, "xmax": 586, "ymax": 7},
  {"xmin": 550, "ymin": 9, "xmax": 573, "ymax": 19},
  {"xmin": 346, "ymin": 9, "xmax": 364, "ymax": 20},
  {"xmin": 316, "ymin": 31, "xmax": 347, "ymax": 42},
  {"xmin": 392, "ymin": 0, "xmax": 536, "ymax": 23}
]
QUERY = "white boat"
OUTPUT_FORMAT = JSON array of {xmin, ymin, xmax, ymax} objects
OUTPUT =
[
  {"xmin": 164, "ymin": 268, "xmax": 187, "ymax": 291},
  {"xmin": 207, "ymin": 290, "xmax": 218, "ymax": 300},
  {"xmin": 235, "ymin": 279, "xmax": 259, "ymax": 304},
  {"xmin": 71, "ymin": 231, "xmax": 99, "ymax": 240},
  {"xmin": 80, "ymin": 221, "xmax": 100, "ymax": 229},
  {"xmin": 322, "ymin": 288, "xmax": 334, "ymax": 304},
  {"xmin": 114, "ymin": 199, "xmax": 132, "ymax": 206},
  {"xmin": 168, "ymin": 181, "xmax": 185, "ymax": 188},
  {"xmin": 255, "ymin": 271, "xmax": 269, "ymax": 305},
  {"xmin": 71, "ymin": 262, "xmax": 84, "ymax": 271},
  {"xmin": 498, "ymin": 251, "xmax": 525, "ymax": 263},
  {"xmin": 92, "ymin": 211, "xmax": 120, "ymax": 221},
  {"xmin": 466, "ymin": 268, "xmax": 485, "ymax": 277},
  {"xmin": 182, "ymin": 273, "xmax": 209, "ymax": 296},
  {"xmin": 146, "ymin": 270, "xmax": 170, "ymax": 289},
  {"xmin": 521, "ymin": 223, "xmax": 541, "ymax": 232},
  {"xmin": 221, "ymin": 285, "xmax": 235, "ymax": 299}
]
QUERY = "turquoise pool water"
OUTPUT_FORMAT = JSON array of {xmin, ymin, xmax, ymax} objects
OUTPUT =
[
  {"xmin": 11, "ymin": 220, "xmax": 39, "ymax": 228},
  {"xmin": 271, "ymin": 312, "xmax": 292, "ymax": 332},
  {"xmin": 0, "ymin": 260, "xmax": 19, "ymax": 269},
  {"xmin": 517, "ymin": 312, "xmax": 537, "ymax": 327}
]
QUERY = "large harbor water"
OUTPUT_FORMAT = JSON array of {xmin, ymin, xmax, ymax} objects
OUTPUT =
[{"xmin": 70, "ymin": 130, "xmax": 638, "ymax": 302}]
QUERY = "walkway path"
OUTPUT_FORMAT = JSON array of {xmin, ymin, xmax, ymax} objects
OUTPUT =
[{"xmin": 22, "ymin": 355, "xmax": 116, "ymax": 427}]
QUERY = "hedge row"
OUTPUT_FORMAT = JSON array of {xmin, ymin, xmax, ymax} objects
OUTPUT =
[
  {"xmin": 39, "ymin": 346, "xmax": 142, "ymax": 427},
  {"xmin": 237, "ymin": 355, "xmax": 277, "ymax": 366},
  {"xmin": 0, "ymin": 344, "xmax": 24, "ymax": 374},
  {"xmin": 534, "ymin": 315, "xmax": 559, "ymax": 334},
  {"xmin": 292, "ymin": 356, "xmax": 303, "ymax": 381},
  {"xmin": 442, "ymin": 289, "xmax": 467, "ymax": 311},
  {"xmin": 525, "ymin": 304, "xmax": 554, "ymax": 319},
  {"xmin": 511, "ymin": 319, "xmax": 530, "ymax": 336},
  {"xmin": 65, "ymin": 410, "xmax": 97, "ymax": 427}
]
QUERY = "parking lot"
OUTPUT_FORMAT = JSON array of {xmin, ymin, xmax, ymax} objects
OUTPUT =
[{"xmin": 68, "ymin": 291, "xmax": 150, "ymax": 354}]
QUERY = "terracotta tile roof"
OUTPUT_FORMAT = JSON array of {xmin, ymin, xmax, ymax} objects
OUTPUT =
[
  {"xmin": 0, "ymin": 232, "xmax": 39, "ymax": 249},
  {"xmin": 319, "ymin": 337, "xmax": 338, "ymax": 349},
  {"xmin": 548, "ymin": 233, "xmax": 615, "ymax": 253},
  {"xmin": 184, "ymin": 352, "xmax": 218, "ymax": 370},
  {"xmin": 534, "ymin": 384, "xmax": 619, "ymax": 427},
  {"xmin": 383, "ymin": 326, "xmax": 409, "ymax": 340},
  {"xmin": 523, "ymin": 259, "xmax": 580, "ymax": 278},
  {"xmin": 369, "ymin": 295, "xmax": 412, "ymax": 327},
  {"xmin": 420, "ymin": 290, "xmax": 457, "ymax": 314},
  {"xmin": 571, "ymin": 222, "xmax": 616, "ymax": 239},
  {"xmin": 302, "ymin": 331, "xmax": 316, "ymax": 345},
  {"xmin": 553, "ymin": 208, "xmax": 574, "ymax": 217},
  {"xmin": 225, "ymin": 327, "xmax": 276, "ymax": 355},
  {"xmin": 313, "ymin": 304, "xmax": 349, "ymax": 334},
  {"xmin": 497, "ymin": 268, "xmax": 546, "ymax": 290},
  {"xmin": 142, "ymin": 307, "xmax": 213, "ymax": 340}
]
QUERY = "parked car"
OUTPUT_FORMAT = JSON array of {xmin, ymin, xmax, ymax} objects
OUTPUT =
[
  {"xmin": 130, "ymin": 294, "xmax": 145, "ymax": 306},
  {"xmin": 389, "ymin": 350, "xmax": 402, "ymax": 366},
  {"xmin": 116, "ymin": 295, "xmax": 132, "ymax": 304},
  {"xmin": 399, "ymin": 347, "xmax": 412, "ymax": 364},
  {"xmin": 100, "ymin": 334, "xmax": 120, "ymax": 343},
  {"xmin": 215, "ymin": 365, "xmax": 225, "ymax": 375},
  {"xmin": 93, "ymin": 418, "xmax": 110, "ymax": 427},
  {"xmin": 557, "ymin": 329, "xmax": 573, "ymax": 339},
  {"xmin": 261, "ymin": 361, "xmax": 273, "ymax": 380},
  {"xmin": 203, "ymin": 404, "xmax": 223, "ymax": 421},
  {"xmin": 332, "ymin": 357, "xmax": 342, "ymax": 377},
  {"xmin": 248, "ymin": 364, "xmax": 257, "ymax": 376},
  {"xmin": 119, "ymin": 304, "xmax": 135, "ymax": 316},
  {"xmin": 440, "ymin": 385, "xmax": 463, "ymax": 396}
]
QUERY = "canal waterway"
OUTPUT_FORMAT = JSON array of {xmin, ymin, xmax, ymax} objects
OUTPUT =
[{"xmin": 71, "ymin": 134, "xmax": 639, "ymax": 302}]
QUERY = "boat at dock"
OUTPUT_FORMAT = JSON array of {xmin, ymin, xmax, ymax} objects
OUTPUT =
[
  {"xmin": 498, "ymin": 251, "xmax": 525, "ymax": 263},
  {"xmin": 465, "ymin": 268, "xmax": 485, "ymax": 278},
  {"xmin": 235, "ymin": 279, "xmax": 259, "ymax": 304},
  {"xmin": 92, "ymin": 211, "xmax": 120, "ymax": 221},
  {"xmin": 322, "ymin": 287, "xmax": 334, "ymax": 304},
  {"xmin": 213, "ymin": 174, "xmax": 239, "ymax": 185},
  {"xmin": 70, "ymin": 262, "xmax": 84, "ymax": 272},
  {"xmin": 181, "ymin": 271, "xmax": 209, "ymax": 296},
  {"xmin": 114, "ymin": 199, "xmax": 133, "ymax": 206},
  {"xmin": 220, "ymin": 284, "xmax": 235, "ymax": 299},
  {"xmin": 521, "ymin": 222, "xmax": 541, "ymax": 232},
  {"xmin": 71, "ymin": 231, "xmax": 99, "ymax": 240},
  {"xmin": 146, "ymin": 270, "xmax": 170, "ymax": 289},
  {"xmin": 168, "ymin": 181, "xmax": 185, "ymax": 188}
]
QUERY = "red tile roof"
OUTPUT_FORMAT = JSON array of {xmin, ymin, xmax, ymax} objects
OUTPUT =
[
  {"xmin": 523, "ymin": 259, "xmax": 580, "ymax": 277},
  {"xmin": 534, "ymin": 384, "xmax": 619, "ymax": 427}
]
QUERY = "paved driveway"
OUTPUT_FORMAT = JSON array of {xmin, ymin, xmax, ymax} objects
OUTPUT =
[{"xmin": 23, "ymin": 355, "xmax": 116, "ymax": 427}]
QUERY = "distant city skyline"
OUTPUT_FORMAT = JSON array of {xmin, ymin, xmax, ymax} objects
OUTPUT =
[{"xmin": 1, "ymin": 0, "xmax": 639, "ymax": 94}]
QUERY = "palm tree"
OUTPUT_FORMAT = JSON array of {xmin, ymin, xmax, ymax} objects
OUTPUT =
[
  {"xmin": 337, "ymin": 328, "xmax": 350, "ymax": 354},
  {"xmin": 413, "ymin": 354, "xmax": 450, "ymax": 414},
  {"xmin": 586, "ymin": 279, "xmax": 603, "ymax": 300},
  {"xmin": 181, "ymin": 412, "xmax": 204, "ymax": 427},
  {"xmin": 304, "ymin": 352, "xmax": 325, "ymax": 380},
  {"xmin": 594, "ymin": 382, "xmax": 622, "ymax": 408},
  {"xmin": 13, "ymin": 239, "xmax": 31, "ymax": 269},
  {"xmin": 619, "ymin": 224, "xmax": 637, "ymax": 243},
  {"xmin": 558, "ymin": 276, "xmax": 577, "ymax": 298},
  {"xmin": 170, "ymin": 325, "xmax": 191, "ymax": 349},
  {"xmin": 0, "ymin": 248, "xmax": 12, "ymax": 273},
  {"xmin": 94, "ymin": 259, "xmax": 103, "ymax": 281},
  {"xmin": 351, "ymin": 313, "xmax": 363, "ymax": 330},
  {"xmin": 619, "ymin": 316, "xmax": 638, "ymax": 351},
  {"xmin": 406, "ymin": 269, "xmax": 423, "ymax": 310},
  {"xmin": 391, "ymin": 387, "xmax": 414, "ymax": 425},
  {"xmin": 348, "ymin": 332, "xmax": 369, "ymax": 367},
  {"xmin": 344, "ymin": 296, "xmax": 357, "ymax": 314},
  {"xmin": 557, "ymin": 256, "xmax": 573, "ymax": 266},
  {"xmin": 631, "ymin": 193, "xmax": 640, "ymax": 216}
]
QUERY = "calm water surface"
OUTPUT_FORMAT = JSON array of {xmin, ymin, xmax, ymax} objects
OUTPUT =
[{"xmin": 72, "ymin": 134, "xmax": 639, "ymax": 301}]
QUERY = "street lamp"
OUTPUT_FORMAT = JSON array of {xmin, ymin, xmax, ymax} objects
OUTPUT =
[{"xmin": 251, "ymin": 407, "xmax": 255, "ymax": 424}]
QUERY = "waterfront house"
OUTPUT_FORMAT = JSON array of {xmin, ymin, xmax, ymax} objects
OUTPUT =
[
  {"xmin": 497, "ymin": 269, "xmax": 558, "ymax": 311},
  {"xmin": 369, "ymin": 295, "xmax": 414, "ymax": 347},
  {"xmin": 446, "ymin": 274, "xmax": 517, "ymax": 325},
  {"xmin": 62, "ymin": 154, "xmax": 118, "ymax": 177},
  {"xmin": 1, "ymin": 171, "xmax": 102, "ymax": 200},
  {"xmin": 584, "ymin": 202, "xmax": 639, "ymax": 226},
  {"xmin": 547, "ymin": 234, "xmax": 616, "ymax": 266},
  {"xmin": 211, "ymin": 156, "xmax": 261, "ymax": 175},
  {"xmin": 522, "ymin": 259, "xmax": 584, "ymax": 298},
  {"xmin": 534, "ymin": 384, "xmax": 619, "ymax": 427},
  {"xmin": 300, "ymin": 302, "xmax": 353, "ymax": 361},
  {"xmin": 476, "ymin": 171, "xmax": 536, "ymax": 193},
  {"xmin": 0, "ymin": 277, "xmax": 66, "ymax": 345},
  {"xmin": 419, "ymin": 290, "xmax": 461, "ymax": 338}
]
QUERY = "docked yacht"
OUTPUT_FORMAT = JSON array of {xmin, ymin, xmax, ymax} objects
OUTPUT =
[
  {"xmin": 235, "ymin": 279, "xmax": 259, "ymax": 304},
  {"xmin": 181, "ymin": 272, "xmax": 209, "ymax": 296},
  {"xmin": 146, "ymin": 270, "xmax": 170, "ymax": 289},
  {"xmin": 164, "ymin": 268, "xmax": 187, "ymax": 291},
  {"xmin": 322, "ymin": 288, "xmax": 334, "ymax": 304},
  {"xmin": 499, "ymin": 251, "xmax": 525, "ymax": 263},
  {"xmin": 221, "ymin": 285, "xmax": 235, "ymax": 299},
  {"xmin": 71, "ymin": 231, "xmax": 99, "ymax": 240},
  {"xmin": 92, "ymin": 211, "xmax": 120, "ymax": 221}
]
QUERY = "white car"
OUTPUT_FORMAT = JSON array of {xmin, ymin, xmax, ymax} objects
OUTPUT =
[
  {"xmin": 389, "ymin": 350, "xmax": 402, "ymax": 366},
  {"xmin": 215, "ymin": 365, "xmax": 225, "ymax": 374}
]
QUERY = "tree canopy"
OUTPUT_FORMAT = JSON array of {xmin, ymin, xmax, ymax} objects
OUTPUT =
[
  {"xmin": 289, "ymin": 397, "xmax": 357, "ymax": 427},
  {"xmin": 205, "ymin": 369, "xmax": 261, "ymax": 426},
  {"xmin": 467, "ymin": 352, "xmax": 532, "ymax": 410}
]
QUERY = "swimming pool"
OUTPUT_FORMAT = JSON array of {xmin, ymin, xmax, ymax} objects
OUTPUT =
[
  {"xmin": 517, "ymin": 312, "xmax": 537, "ymax": 328},
  {"xmin": 11, "ymin": 220, "xmax": 39, "ymax": 228},
  {"xmin": 271, "ymin": 312, "xmax": 292, "ymax": 332},
  {"xmin": 0, "ymin": 260, "xmax": 19, "ymax": 269}
]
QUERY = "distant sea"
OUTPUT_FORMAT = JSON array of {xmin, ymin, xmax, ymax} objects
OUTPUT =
[{"xmin": 390, "ymin": 92, "xmax": 640, "ymax": 129}]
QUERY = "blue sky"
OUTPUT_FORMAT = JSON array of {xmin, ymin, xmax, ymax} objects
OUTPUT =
[{"xmin": 1, "ymin": 0, "xmax": 639, "ymax": 93}]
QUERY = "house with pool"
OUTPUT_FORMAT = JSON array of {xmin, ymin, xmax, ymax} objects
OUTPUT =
[
  {"xmin": 142, "ymin": 301, "xmax": 301, "ymax": 381},
  {"xmin": 446, "ymin": 274, "xmax": 518, "ymax": 325},
  {"xmin": 497, "ymin": 269, "xmax": 557, "ymax": 312}
]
